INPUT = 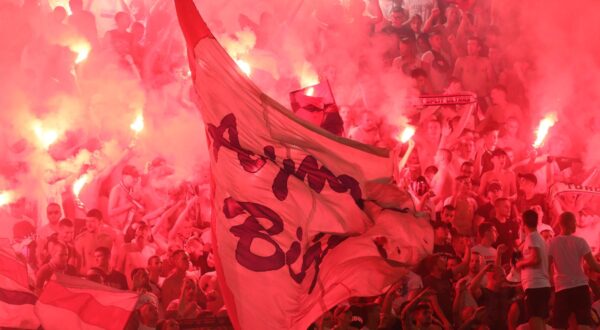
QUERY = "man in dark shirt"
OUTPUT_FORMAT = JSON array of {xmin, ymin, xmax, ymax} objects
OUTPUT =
[
  {"xmin": 489, "ymin": 198, "xmax": 519, "ymax": 264},
  {"xmin": 515, "ymin": 173, "xmax": 548, "ymax": 224},
  {"xmin": 93, "ymin": 246, "xmax": 128, "ymax": 290},
  {"xmin": 423, "ymin": 245, "xmax": 471, "ymax": 322},
  {"xmin": 432, "ymin": 221, "xmax": 456, "ymax": 256}
]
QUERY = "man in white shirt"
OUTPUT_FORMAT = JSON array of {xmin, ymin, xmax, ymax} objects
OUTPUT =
[
  {"xmin": 516, "ymin": 210, "xmax": 551, "ymax": 330},
  {"xmin": 548, "ymin": 211, "xmax": 600, "ymax": 330}
]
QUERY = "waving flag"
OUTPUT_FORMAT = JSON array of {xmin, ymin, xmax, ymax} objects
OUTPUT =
[
  {"xmin": 0, "ymin": 238, "xmax": 39, "ymax": 329},
  {"xmin": 174, "ymin": 1, "xmax": 433, "ymax": 328},
  {"xmin": 35, "ymin": 274, "xmax": 138, "ymax": 330}
]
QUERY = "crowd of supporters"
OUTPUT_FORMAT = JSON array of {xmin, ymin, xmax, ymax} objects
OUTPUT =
[{"xmin": 2, "ymin": 0, "xmax": 600, "ymax": 329}]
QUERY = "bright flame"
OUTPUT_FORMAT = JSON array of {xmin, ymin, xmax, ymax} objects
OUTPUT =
[
  {"xmin": 299, "ymin": 66, "xmax": 319, "ymax": 88},
  {"xmin": 130, "ymin": 113, "xmax": 144, "ymax": 134},
  {"xmin": 305, "ymin": 87, "xmax": 315, "ymax": 96},
  {"xmin": 235, "ymin": 59, "xmax": 252, "ymax": 77},
  {"xmin": 0, "ymin": 191, "xmax": 14, "ymax": 207},
  {"xmin": 533, "ymin": 113, "xmax": 557, "ymax": 148},
  {"xmin": 69, "ymin": 41, "xmax": 91, "ymax": 64},
  {"xmin": 398, "ymin": 126, "xmax": 416, "ymax": 143},
  {"xmin": 72, "ymin": 174, "xmax": 89, "ymax": 198},
  {"xmin": 32, "ymin": 121, "xmax": 59, "ymax": 150}
]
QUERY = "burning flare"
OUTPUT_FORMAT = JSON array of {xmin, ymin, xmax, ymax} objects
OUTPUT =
[
  {"xmin": 0, "ymin": 191, "xmax": 14, "ymax": 207},
  {"xmin": 305, "ymin": 87, "xmax": 315, "ymax": 97},
  {"xmin": 398, "ymin": 126, "xmax": 416, "ymax": 143},
  {"xmin": 72, "ymin": 174, "xmax": 89, "ymax": 198},
  {"xmin": 130, "ymin": 113, "xmax": 144, "ymax": 134},
  {"xmin": 533, "ymin": 113, "xmax": 557, "ymax": 148},
  {"xmin": 32, "ymin": 121, "xmax": 59, "ymax": 150},
  {"xmin": 235, "ymin": 59, "xmax": 252, "ymax": 77},
  {"xmin": 69, "ymin": 41, "xmax": 91, "ymax": 64}
]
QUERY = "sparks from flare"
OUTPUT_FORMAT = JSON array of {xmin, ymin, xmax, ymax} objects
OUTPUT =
[
  {"xmin": 69, "ymin": 41, "xmax": 91, "ymax": 64},
  {"xmin": 398, "ymin": 126, "xmax": 416, "ymax": 143},
  {"xmin": 72, "ymin": 174, "xmax": 89, "ymax": 198},
  {"xmin": 235, "ymin": 59, "xmax": 252, "ymax": 77},
  {"xmin": 0, "ymin": 191, "xmax": 14, "ymax": 207},
  {"xmin": 32, "ymin": 121, "xmax": 59, "ymax": 150},
  {"xmin": 130, "ymin": 113, "xmax": 144, "ymax": 134},
  {"xmin": 533, "ymin": 113, "xmax": 557, "ymax": 148}
]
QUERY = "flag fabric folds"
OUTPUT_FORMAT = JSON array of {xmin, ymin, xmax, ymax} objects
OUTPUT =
[
  {"xmin": 175, "ymin": 0, "xmax": 434, "ymax": 328},
  {"xmin": 0, "ymin": 238, "xmax": 40, "ymax": 329},
  {"xmin": 35, "ymin": 274, "xmax": 138, "ymax": 330}
]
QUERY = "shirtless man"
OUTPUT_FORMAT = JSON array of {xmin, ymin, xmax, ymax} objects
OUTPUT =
[
  {"xmin": 453, "ymin": 37, "xmax": 494, "ymax": 99},
  {"xmin": 478, "ymin": 149, "xmax": 517, "ymax": 199},
  {"xmin": 74, "ymin": 209, "xmax": 117, "ymax": 274},
  {"xmin": 37, "ymin": 203, "xmax": 63, "ymax": 263},
  {"xmin": 108, "ymin": 165, "xmax": 144, "ymax": 230}
]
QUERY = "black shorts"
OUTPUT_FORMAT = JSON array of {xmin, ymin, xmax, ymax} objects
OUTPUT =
[
  {"xmin": 525, "ymin": 287, "xmax": 552, "ymax": 319},
  {"xmin": 551, "ymin": 285, "xmax": 592, "ymax": 328}
]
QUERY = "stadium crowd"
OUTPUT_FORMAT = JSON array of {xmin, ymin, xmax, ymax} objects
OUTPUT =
[{"xmin": 2, "ymin": 0, "xmax": 600, "ymax": 329}]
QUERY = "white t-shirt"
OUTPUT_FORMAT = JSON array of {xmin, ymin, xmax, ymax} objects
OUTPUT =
[
  {"xmin": 521, "ymin": 231, "xmax": 550, "ymax": 290},
  {"xmin": 472, "ymin": 244, "xmax": 497, "ymax": 265},
  {"xmin": 548, "ymin": 235, "xmax": 591, "ymax": 292}
]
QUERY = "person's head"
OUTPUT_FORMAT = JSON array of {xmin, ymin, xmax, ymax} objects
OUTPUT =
[
  {"xmin": 423, "ymin": 166, "xmax": 438, "ymax": 182},
  {"xmin": 134, "ymin": 222, "xmax": 150, "ymax": 242},
  {"xmin": 490, "ymin": 85, "xmax": 508, "ymax": 105},
  {"xmin": 485, "ymin": 182, "xmax": 502, "ymax": 203},
  {"xmin": 46, "ymin": 203, "xmax": 62, "ymax": 225},
  {"xmin": 50, "ymin": 240, "xmax": 69, "ymax": 266},
  {"xmin": 359, "ymin": 110, "xmax": 379, "ymax": 131},
  {"xmin": 522, "ymin": 210, "xmax": 538, "ymax": 231},
  {"xmin": 121, "ymin": 165, "xmax": 140, "ymax": 188},
  {"xmin": 390, "ymin": 6, "xmax": 407, "ymax": 27},
  {"xmin": 147, "ymin": 255, "xmax": 162, "ymax": 274},
  {"xmin": 85, "ymin": 209, "xmax": 102, "ymax": 233},
  {"xmin": 131, "ymin": 21, "xmax": 145, "ymax": 42},
  {"xmin": 559, "ymin": 211, "xmax": 577, "ymax": 235},
  {"xmin": 455, "ymin": 175, "xmax": 472, "ymax": 194},
  {"xmin": 503, "ymin": 117, "xmax": 519, "ymax": 137},
  {"xmin": 428, "ymin": 30, "xmax": 443, "ymax": 50},
  {"xmin": 466, "ymin": 37, "xmax": 481, "ymax": 56},
  {"xmin": 157, "ymin": 319, "xmax": 180, "ymax": 330},
  {"xmin": 408, "ymin": 14, "xmax": 423, "ymax": 33},
  {"xmin": 58, "ymin": 218, "xmax": 74, "ymax": 242},
  {"xmin": 482, "ymin": 128, "xmax": 499, "ymax": 148},
  {"xmin": 94, "ymin": 246, "xmax": 111, "ymax": 268},
  {"xmin": 446, "ymin": 4, "xmax": 459, "ymax": 24},
  {"xmin": 411, "ymin": 68, "xmax": 429, "ymax": 92},
  {"xmin": 491, "ymin": 148, "xmax": 508, "ymax": 169},
  {"xmin": 185, "ymin": 237, "xmax": 204, "ymax": 257},
  {"xmin": 441, "ymin": 205, "xmax": 456, "ymax": 223},
  {"xmin": 469, "ymin": 251, "xmax": 482, "ymax": 273},
  {"xmin": 413, "ymin": 302, "xmax": 433, "ymax": 326},
  {"xmin": 494, "ymin": 197, "xmax": 511, "ymax": 218},
  {"xmin": 435, "ymin": 148, "xmax": 452, "ymax": 166},
  {"xmin": 69, "ymin": 0, "xmax": 82, "ymax": 12},
  {"xmin": 518, "ymin": 173, "xmax": 537, "ymax": 193},
  {"xmin": 478, "ymin": 222, "xmax": 497, "ymax": 243},
  {"xmin": 171, "ymin": 250, "xmax": 190, "ymax": 273},
  {"xmin": 138, "ymin": 302, "xmax": 159, "ymax": 327},
  {"xmin": 460, "ymin": 161, "xmax": 474, "ymax": 178},
  {"xmin": 114, "ymin": 11, "xmax": 131, "ymax": 30},
  {"xmin": 131, "ymin": 267, "xmax": 149, "ymax": 290},
  {"xmin": 446, "ymin": 77, "xmax": 462, "ymax": 93},
  {"xmin": 425, "ymin": 119, "xmax": 441, "ymax": 140},
  {"xmin": 538, "ymin": 223, "xmax": 554, "ymax": 241},
  {"xmin": 52, "ymin": 6, "xmax": 67, "ymax": 23}
]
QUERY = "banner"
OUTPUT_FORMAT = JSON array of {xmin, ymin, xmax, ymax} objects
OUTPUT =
[
  {"xmin": 0, "ymin": 238, "xmax": 39, "ymax": 329},
  {"xmin": 174, "ymin": 1, "xmax": 433, "ymax": 328}
]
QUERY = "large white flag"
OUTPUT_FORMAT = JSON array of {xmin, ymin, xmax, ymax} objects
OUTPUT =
[{"xmin": 174, "ymin": 1, "xmax": 433, "ymax": 328}]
